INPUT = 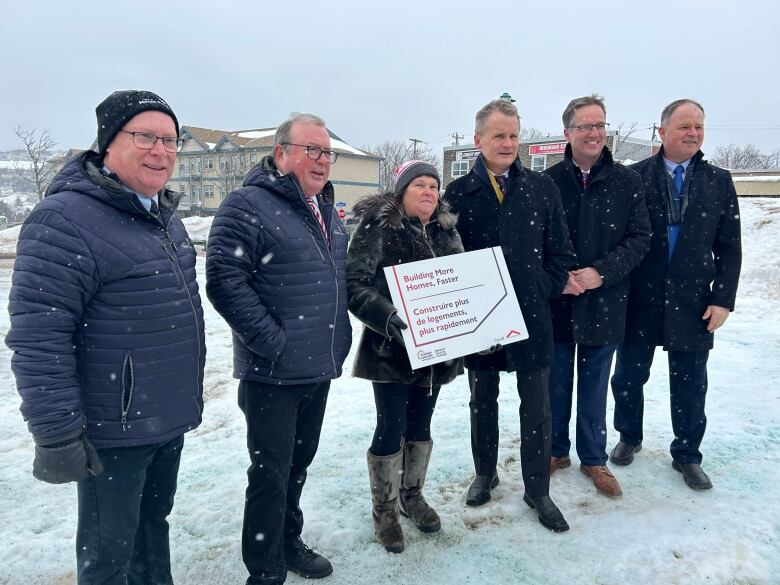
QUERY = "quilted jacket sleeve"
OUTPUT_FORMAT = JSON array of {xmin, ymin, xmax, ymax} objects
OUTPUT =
[
  {"xmin": 6, "ymin": 208, "xmax": 98, "ymax": 441},
  {"xmin": 206, "ymin": 190, "xmax": 287, "ymax": 361}
]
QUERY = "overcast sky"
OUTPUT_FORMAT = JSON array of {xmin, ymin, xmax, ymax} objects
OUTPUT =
[{"xmin": 2, "ymin": 0, "xmax": 779, "ymax": 156}]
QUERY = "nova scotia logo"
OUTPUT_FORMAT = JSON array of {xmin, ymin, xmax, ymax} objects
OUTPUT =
[{"xmin": 506, "ymin": 329, "xmax": 523, "ymax": 338}]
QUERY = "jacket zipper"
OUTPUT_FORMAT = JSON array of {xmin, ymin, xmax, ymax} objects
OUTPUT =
[
  {"xmin": 421, "ymin": 222, "xmax": 436, "ymax": 393},
  {"xmin": 159, "ymin": 224, "xmax": 203, "ymax": 406},
  {"xmin": 120, "ymin": 352, "xmax": 135, "ymax": 431},
  {"xmin": 298, "ymin": 190, "xmax": 340, "ymax": 377}
]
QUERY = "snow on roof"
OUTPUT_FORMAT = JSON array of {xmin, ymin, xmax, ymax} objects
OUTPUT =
[
  {"xmin": 732, "ymin": 175, "xmax": 780, "ymax": 182},
  {"xmin": 236, "ymin": 129, "xmax": 276, "ymax": 140},
  {"xmin": 331, "ymin": 138, "xmax": 368, "ymax": 156},
  {"xmin": 204, "ymin": 142, "xmax": 217, "ymax": 149}
]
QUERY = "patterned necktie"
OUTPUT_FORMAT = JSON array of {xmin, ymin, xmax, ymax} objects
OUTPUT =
[
  {"xmin": 307, "ymin": 197, "xmax": 329, "ymax": 242},
  {"xmin": 493, "ymin": 174, "xmax": 506, "ymax": 204},
  {"xmin": 149, "ymin": 199, "xmax": 160, "ymax": 217},
  {"xmin": 673, "ymin": 165, "xmax": 684, "ymax": 196}
]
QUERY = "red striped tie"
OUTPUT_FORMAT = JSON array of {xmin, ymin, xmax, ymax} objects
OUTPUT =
[{"xmin": 307, "ymin": 197, "xmax": 329, "ymax": 243}]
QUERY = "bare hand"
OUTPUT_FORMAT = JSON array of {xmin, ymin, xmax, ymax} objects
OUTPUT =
[
  {"xmin": 562, "ymin": 273, "xmax": 585, "ymax": 295},
  {"xmin": 571, "ymin": 267, "xmax": 603, "ymax": 290},
  {"xmin": 702, "ymin": 305, "xmax": 729, "ymax": 332}
]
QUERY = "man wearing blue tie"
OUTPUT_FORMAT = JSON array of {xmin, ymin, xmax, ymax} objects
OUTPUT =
[{"xmin": 609, "ymin": 99, "xmax": 742, "ymax": 490}]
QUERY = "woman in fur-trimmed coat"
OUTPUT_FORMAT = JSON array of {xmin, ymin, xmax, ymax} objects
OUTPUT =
[{"xmin": 347, "ymin": 160, "xmax": 464, "ymax": 554}]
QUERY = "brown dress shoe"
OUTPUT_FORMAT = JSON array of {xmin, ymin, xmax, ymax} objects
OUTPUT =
[
  {"xmin": 580, "ymin": 465, "xmax": 623, "ymax": 497},
  {"xmin": 550, "ymin": 456, "xmax": 571, "ymax": 474}
]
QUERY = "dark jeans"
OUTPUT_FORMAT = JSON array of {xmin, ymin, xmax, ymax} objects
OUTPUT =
[
  {"xmin": 611, "ymin": 344, "xmax": 709, "ymax": 464},
  {"xmin": 77, "ymin": 434, "xmax": 184, "ymax": 585},
  {"xmin": 370, "ymin": 382, "xmax": 441, "ymax": 456},
  {"xmin": 238, "ymin": 380, "xmax": 330, "ymax": 585},
  {"xmin": 468, "ymin": 368, "xmax": 551, "ymax": 497},
  {"xmin": 549, "ymin": 342, "xmax": 617, "ymax": 466}
]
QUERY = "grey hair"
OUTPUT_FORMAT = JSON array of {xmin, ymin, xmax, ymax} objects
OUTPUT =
[
  {"xmin": 275, "ymin": 112, "xmax": 327, "ymax": 149},
  {"xmin": 660, "ymin": 99, "xmax": 705, "ymax": 126},
  {"xmin": 562, "ymin": 94, "xmax": 606, "ymax": 128},
  {"xmin": 475, "ymin": 99, "xmax": 520, "ymax": 135}
]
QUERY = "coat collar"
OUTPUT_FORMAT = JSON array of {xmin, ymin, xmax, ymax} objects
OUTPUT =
[{"xmin": 352, "ymin": 192, "xmax": 457, "ymax": 230}]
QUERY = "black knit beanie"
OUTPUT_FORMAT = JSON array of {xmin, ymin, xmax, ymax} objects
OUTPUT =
[{"xmin": 95, "ymin": 90, "xmax": 179, "ymax": 156}]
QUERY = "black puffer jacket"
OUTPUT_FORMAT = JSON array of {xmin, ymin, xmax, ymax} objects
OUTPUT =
[
  {"xmin": 6, "ymin": 151, "xmax": 205, "ymax": 448},
  {"xmin": 544, "ymin": 146, "xmax": 650, "ymax": 345},
  {"xmin": 206, "ymin": 155, "xmax": 352, "ymax": 384},
  {"xmin": 347, "ymin": 193, "xmax": 465, "ymax": 387}
]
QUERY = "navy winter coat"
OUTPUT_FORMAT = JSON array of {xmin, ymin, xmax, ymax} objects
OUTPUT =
[
  {"xmin": 545, "ymin": 146, "xmax": 650, "ymax": 345},
  {"xmin": 206, "ymin": 156, "xmax": 351, "ymax": 384},
  {"xmin": 6, "ymin": 152, "xmax": 205, "ymax": 448},
  {"xmin": 625, "ymin": 149, "xmax": 741, "ymax": 351}
]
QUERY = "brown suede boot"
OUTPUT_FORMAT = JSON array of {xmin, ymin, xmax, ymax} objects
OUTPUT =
[
  {"xmin": 367, "ymin": 449, "xmax": 405, "ymax": 553},
  {"xmin": 399, "ymin": 440, "xmax": 441, "ymax": 533}
]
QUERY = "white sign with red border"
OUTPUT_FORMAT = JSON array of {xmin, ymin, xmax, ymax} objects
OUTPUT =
[{"xmin": 384, "ymin": 247, "xmax": 528, "ymax": 369}]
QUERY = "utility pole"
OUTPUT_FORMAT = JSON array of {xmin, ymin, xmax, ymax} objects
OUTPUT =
[
  {"xmin": 650, "ymin": 123, "xmax": 658, "ymax": 142},
  {"xmin": 451, "ymin": 132, "xmax": 464, "ymax": 146},
  {"xmin": 409, "ymin": 138, "xmax": 424, "ymax": 157}
]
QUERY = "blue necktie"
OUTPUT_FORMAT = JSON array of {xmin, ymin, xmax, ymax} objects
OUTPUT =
[
  {"xmin": 673, "ymin": 165, "xmax": 684, "ymax": 196},
  {"xmin": 668, "ymin": 165, "xmax": 685, "ymax": 261}
]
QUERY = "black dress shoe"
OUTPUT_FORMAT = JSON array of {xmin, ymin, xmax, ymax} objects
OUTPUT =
[
  {"xmin": 672, "ymin": 461, "xmax": 713, "ymax": 490},
  {"xmin": 285, "ymin": 536, "xmax": 333, "ymax": 578},
  {"xmin": 523, "ymin": 494, "xmax": 569, "ymax": 532},
  {"xmin": 610, "ymin": 441, "xmax": 642, "ymax": 466},
  {"xmin": 466, "ymin": 472, "xmax": 499, "ymax": 506}
]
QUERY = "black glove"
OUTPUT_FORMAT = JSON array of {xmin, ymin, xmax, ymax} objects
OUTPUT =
[
  {"xmin": 478, "ymin": 344, "xmax": 503, "ymax": 356},
  {"xmin": 33, "ymin": 434, "xmax": 104, "ymax": 484},
  {"xmin": 386, "ymin": 312, "xmax": 408, "ymax": 347}
]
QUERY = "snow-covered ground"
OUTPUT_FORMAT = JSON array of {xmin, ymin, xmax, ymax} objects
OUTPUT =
[{"xmin": 0, "ymin": 199, "xmax": 778, "ymax": 585}]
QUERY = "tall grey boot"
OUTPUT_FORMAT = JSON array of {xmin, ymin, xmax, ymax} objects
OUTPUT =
[
  {"xmin": 399, "ymin": 440, "xmax": 441, "ymax": 533},
  {"xmin": 367, "ymin": 449, "xmax": 404, "ymax": 553}
]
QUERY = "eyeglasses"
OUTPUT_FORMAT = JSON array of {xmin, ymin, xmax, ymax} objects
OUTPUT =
[
  {"xmin": 281, "ymin": 143, "xmax": 338, "ymax": 164},
  {"xmin": 121, "ymin": 130, "xmax": 184, "ymax": 152},
  {"xmin": 568, "ymin": 123, "xmax": 609, "ymax": 133}
]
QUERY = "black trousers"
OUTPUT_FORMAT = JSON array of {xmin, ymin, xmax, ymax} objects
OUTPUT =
[
  {"xmin": 238, "ymin": 380, "xmax": 330, "ymax": 585},
  {"xmin": 468, "ymin": 368, "xmax": 551, "ymax": 497},
  {"xmin": 76, "ymin": 434, "xmax": 184, "ymax": 585},
  {"xmin": 611, "ymin": 344, "xmax": 709, "ymax": 464},
  {"xmin": 370, "ymin": 382, "xmax": 441, "ymax": 456}
]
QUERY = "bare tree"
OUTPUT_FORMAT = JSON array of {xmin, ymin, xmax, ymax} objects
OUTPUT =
[
  {"xmin": 610, "ymin": 122, "xmax": 650, "ymax": 162},
  {"xmin": 214, "ymin": 152, "xmax": 249, "ymax": 199},
  {"xmin": 14, "ymin": 126, "xmax": 57, "ymax": 200},
  {"xmin": 364, "ymin": 140, "xmax": 441, "ymax": 193},
  {"xmin": 521, "ymin": 126, "xmax": 548, "ymax": 140},
  {"xmin": 710, "ymin": 143, "xmax": 767, "ymax": 169},
  {"xmin": 764, "ymin": 148, "xmax": 780, "ymax": 169}
]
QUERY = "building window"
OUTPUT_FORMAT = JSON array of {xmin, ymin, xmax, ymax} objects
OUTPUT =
[
  {"xmin": 452, "ymin": 160, "xmax": 469, "ymax": 177},
  {"xmin": 204, "ymin": 158, "xmax": 214, "ymax": 171},
  {"xmin": 179, "ymin": 159, "xmax": 186, "ymax": 173},
  {"xmin": 204, "ymin": 185, "xmax": 214, "ymax": 198},
  {"xmin": 531, "ymin": 155, "xmax": 546, "ymax": 172}
]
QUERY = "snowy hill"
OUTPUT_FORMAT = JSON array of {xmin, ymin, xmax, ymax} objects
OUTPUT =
[{"xmin": 0, "ymin": 199, "xmax": 777, "ymax": 584}]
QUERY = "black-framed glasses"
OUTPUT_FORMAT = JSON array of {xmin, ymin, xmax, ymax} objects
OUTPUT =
[
  {"xmin": 568, "ymin": 123, "xmax": 609, "ymax": 133},
  {"xmin": 121, "ymin": 130, "xmax": 184, "ymax": 152},
  {"xmin": 281, "ymin": 143, "xmax": 338, "ymax": 164}
]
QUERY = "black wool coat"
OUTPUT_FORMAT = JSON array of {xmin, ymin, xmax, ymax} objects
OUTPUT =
[
  {"xmin": 446, "ymin": 156, "xmax": 576, "ymax": 372},
  {"xmin": 544, "ymin": 146, "xmax": 650, "ymax": 345},
  {"xmin": 625, "ymin": 149, "xmax": 741, "ymax": 351},
  {"xmin": 347, "ymin": 193, "xmax": 465, "ymax": 387}
]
